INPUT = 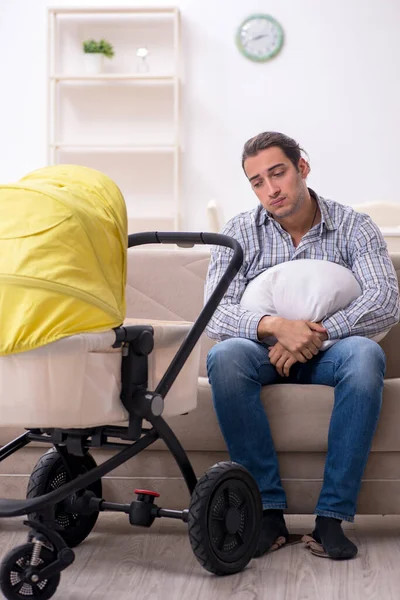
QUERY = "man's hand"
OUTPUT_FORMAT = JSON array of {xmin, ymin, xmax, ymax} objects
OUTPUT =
[
  {"xmin": 268, "ymin": 342, "xmax": 298, "ymax": 377},
  {"xmin": 266, "ymin": 320, "xmax": 329, "ymax": 376},
  {"xmin": 258, "ymin": 316, "xmax": 328, "ymax": 363},
  {"xmin": 315, "ymin": 321, "xmax": 329, "ymax": 341}
]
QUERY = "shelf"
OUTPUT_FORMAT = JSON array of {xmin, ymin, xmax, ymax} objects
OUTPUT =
[
  {"xmin": 128, "ymin": 213, "xmax": 175, "ymax": 220},
  {"xmin": 380, "ymin": 227, "xmax": 400, "ymax": 236},
  {"xmin": 127, "ymin": 214, "xmax": 176, "ymax": 234},
  {"xmin": 52, "ymin": 74, "xmax": 176, "ymax": 82},
  {"xmin": 52, "ymin": 144, "xmax": 176, "ymax": 153},
  {"xmin": 51, "ymin": 7, "xmax": 178, "ymax": 15}
]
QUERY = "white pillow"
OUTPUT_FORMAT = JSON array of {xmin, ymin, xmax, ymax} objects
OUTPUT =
[{"xmin": 240, "ymin": 259, "xmax": 390, "ymax": 350}]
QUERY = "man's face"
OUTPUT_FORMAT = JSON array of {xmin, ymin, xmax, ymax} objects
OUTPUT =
[{"xmin": 244, "ymin": 146, "xmax": 309, "ymax": 219}]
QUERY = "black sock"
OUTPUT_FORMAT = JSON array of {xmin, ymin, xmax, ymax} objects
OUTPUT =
[
  {"xmin": 254, "ymin": 509, "xmax": 289, "ymax": 558},
  {"xmin": 313, "ymin": 516, "xmax": 358, "ymax": 559}
]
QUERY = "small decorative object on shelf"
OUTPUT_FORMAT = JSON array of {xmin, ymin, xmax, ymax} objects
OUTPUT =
[
  {"xmin": 82, "ymin": 39, "xmax": 115, "ymax": 74},
  {"xmin": 136, "ymin": 47, "xmax": 150, "ymax": 73}
]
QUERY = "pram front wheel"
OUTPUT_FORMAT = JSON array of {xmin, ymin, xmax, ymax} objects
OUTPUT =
[
  {"xmin": 0, "ymin": 543, "xmax": 60, "ymax": 600},
  {"xmin": 188, "ymin": 461, "xmax": 262, "ymax": 575},
  {"xmin": 26, "ymin": 448, "xmax": 102, "ymax": 548}
]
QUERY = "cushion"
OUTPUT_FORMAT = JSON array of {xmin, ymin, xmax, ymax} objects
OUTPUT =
[{"xmin": 240, "ymin": 259, "xmax": 390, "ymax": 349}]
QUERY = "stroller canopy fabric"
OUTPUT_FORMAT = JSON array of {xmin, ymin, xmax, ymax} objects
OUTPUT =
[{"xmin": 0, "ymin": 165, "xmax": 127, "ymax": 355}]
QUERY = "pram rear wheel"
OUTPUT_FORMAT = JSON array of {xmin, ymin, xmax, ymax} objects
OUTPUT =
[
  {"xmin": 188, "ymin": 461, "xmax": 262, "ymax": 575},
  {"xmin": 26, "ymin": 448, "xmax": 102, "ymax": 548},
  {"xmin": 0, "ymin": 543, "xmax": 60, "ymax": 600}
]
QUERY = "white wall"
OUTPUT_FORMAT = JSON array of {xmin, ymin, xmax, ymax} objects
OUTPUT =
[{"xmin": 1, "ymin": 0, "xmax": 400, "ymax": 230}]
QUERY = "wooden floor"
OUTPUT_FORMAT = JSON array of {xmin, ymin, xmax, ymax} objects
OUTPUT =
[{"xmin": 1, "ymin": 514, "xmax": 400, "ymax": 600}]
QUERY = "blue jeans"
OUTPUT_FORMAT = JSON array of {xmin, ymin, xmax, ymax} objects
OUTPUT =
[{"xmin": 207, "ymin": 336, "xmax": 385, "ymax": 522}]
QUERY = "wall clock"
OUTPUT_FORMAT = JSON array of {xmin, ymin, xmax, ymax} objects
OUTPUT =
[{"xmin": 236, "ymin": 14, "xmax": 284, "ymax": 62}]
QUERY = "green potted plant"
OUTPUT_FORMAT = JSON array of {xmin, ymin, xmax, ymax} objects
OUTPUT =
[{"xmin": 82, "ymin": 39, "xmax": 115, "ymax": 74}]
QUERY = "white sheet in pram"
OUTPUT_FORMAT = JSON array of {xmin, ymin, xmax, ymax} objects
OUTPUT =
[{"xmin": 0, "ymin": 318, "xmax": 200, "ymax": 428}]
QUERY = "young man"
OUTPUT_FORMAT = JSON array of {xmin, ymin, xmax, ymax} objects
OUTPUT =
[{"xmin": 205, "ymin": 132, "xmax": 400, "ymax": 560}]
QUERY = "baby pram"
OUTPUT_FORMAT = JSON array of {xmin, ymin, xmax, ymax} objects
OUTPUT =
[{"xmin": 0, "ymin": 166, "xmax": 262, "ymax": 599}]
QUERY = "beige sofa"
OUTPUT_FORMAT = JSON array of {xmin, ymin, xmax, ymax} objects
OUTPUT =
[{"xmin": 1, "ymin": 247, "xmax": 400, "ymax": 516}]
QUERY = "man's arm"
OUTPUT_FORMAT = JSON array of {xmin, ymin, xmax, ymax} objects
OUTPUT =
[
  {"xmin": 205, "ymin": 219, "xmax": 329, "ymax": 352},
  {"xmin": 205, "ymin": 221, "xmax": 266, "ymax": 341},
  {"xmin": 322, "ymin": 218, "xmax": 400, "ymax": 340}
]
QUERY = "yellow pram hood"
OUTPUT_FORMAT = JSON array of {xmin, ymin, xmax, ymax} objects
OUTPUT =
[{"xmin": 0, "ymin": 165, "xmax": 127, "ymax": 355}]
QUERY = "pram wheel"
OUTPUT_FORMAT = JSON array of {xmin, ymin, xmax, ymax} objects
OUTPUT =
[
  {"xmin": 188, "ymin": 461, "xmax": 262, "ymax": 575},
  {"xmin": 26, "ymin": 448, "xmax": 102, "ymax": 548},
  {"xmin": 0, "ymin": 543, "xmax": 60, "ymax": 600}
]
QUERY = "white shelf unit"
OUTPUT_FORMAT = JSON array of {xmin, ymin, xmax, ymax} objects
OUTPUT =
[{"xmin": 48, "ymin": 6, "xmax": 181, "ymax": 233}]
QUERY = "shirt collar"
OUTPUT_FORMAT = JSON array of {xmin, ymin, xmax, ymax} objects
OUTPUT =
[{"xmin": 254, "ymin": 188, "xmax": 337, "ymax": 231}]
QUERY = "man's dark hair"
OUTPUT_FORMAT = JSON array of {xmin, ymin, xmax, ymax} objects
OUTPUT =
[{"xmin": 241, "ymin": 131, "xmax": 306, "ymax": 172}]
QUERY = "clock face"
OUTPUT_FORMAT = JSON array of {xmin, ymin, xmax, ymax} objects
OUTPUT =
[{"xmin": 236, "ymin": 14, "xmax": 284, "ymax": 62}]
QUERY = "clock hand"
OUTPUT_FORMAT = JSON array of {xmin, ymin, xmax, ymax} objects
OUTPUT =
[{"xmin": 249, "ymin": 33, "xmax": 269, "ymax": 42}]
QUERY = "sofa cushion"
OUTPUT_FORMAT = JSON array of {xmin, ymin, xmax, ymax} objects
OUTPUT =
[
  {"xmin": 160, "ymin": 377, "xmax": 400, "ymax": 453},
  {"xmin": 126, "ymin": 248, "xmax": 213, "ymax": 377}
]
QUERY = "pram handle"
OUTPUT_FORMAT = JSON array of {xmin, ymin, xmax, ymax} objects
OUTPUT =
[
  {"xmin": 127, "ymin": 232, "xmax": 243, "ymax": 399},
  {"xmin": 128, "ymin": 231, "xmax": 241, "ymax": 253}
]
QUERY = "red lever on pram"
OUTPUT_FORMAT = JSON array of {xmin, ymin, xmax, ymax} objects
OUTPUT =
[{"xmin": 134, "ymin": 489, "xmax": 160, "ymax": 498}]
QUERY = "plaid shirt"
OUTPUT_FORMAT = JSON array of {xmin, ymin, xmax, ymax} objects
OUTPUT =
[{"xmin": 205, "ymin": 190, "xmax": 400, "ymax": 342}]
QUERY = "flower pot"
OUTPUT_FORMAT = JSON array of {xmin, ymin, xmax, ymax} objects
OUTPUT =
[{"xmin": 83, "ymin": 53, "xmax": 104, "ymax": 75}]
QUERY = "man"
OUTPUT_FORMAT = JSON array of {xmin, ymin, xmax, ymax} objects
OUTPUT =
[{"xmin": 205, "ymin": 132, "xmax": 400, "ymax": 560}]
